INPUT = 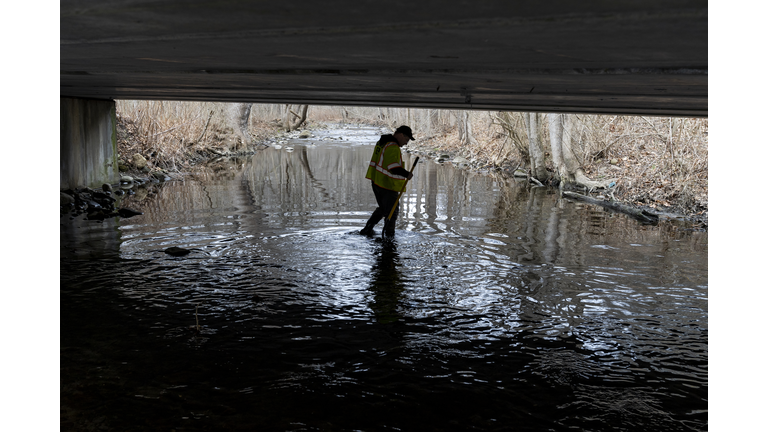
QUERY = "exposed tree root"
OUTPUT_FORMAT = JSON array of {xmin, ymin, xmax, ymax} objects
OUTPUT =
[{"xmin": 569, "ymin": 168, "xmax": 617, "ymax": 191}]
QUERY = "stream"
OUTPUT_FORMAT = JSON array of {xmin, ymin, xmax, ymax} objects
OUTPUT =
[{"xmin": 60, "ymin": 124, "xmax": 707, "ymax": 431}]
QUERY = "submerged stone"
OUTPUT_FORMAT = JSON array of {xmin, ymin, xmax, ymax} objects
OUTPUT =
[
  {"xmin": 164, "ymin": 246, "xmax": 191, "ymax": 256},
  {"xmin": 61, "ymin": 192, "xmax": 75, "ymax": 206},
  {"xmin": 118, "ymin": 208, "xmax": 143, "ymax": 218}
]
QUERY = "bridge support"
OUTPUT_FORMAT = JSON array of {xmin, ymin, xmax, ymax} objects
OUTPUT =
[{"xmin": 60, "ymin": 97, "xmax": 119, "ymax": 190}]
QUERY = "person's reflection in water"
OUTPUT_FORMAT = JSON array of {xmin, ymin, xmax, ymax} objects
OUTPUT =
[{"xmin": 368, "ymin": 242, "xmax": 405, "ymax": 324}]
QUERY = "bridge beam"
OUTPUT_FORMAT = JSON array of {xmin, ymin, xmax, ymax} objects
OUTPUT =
[{"xmin": 61, "ymin": 1, "xmax": 707, "ymax": 117}]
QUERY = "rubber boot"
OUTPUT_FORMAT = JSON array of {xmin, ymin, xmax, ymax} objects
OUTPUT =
[
  {"xmin": 360, "ymin": 223, "xmax": 376, "ymax": 236},
  {"xmin": 382, "ymin": 215, "xmax": 397, "ymax": 241},
  {"xmin": 360, "ymin": 213, "xmax": 381, "ymax": 236}
]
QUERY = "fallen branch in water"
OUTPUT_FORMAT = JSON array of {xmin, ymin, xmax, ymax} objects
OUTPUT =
[{"xmin": 562, "ymin": 191, "xmax": 659, "ymax": 224}]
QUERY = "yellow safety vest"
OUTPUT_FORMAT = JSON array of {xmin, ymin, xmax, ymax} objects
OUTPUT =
[{"xmin": 366, "ymin": 139, "xmax": 406, "ymax": 191}]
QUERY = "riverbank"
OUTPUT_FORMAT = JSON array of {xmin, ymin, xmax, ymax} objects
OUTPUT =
[
  {"xmin": 398, "ymin": 118, "xmax": 707, "ymax": 228},
  {"xmin": 402, "ymin": 134, "xmax": 708, "ymax": 230}
]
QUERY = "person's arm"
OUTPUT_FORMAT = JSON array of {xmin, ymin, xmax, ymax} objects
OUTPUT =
[{"xmin": 390, "ymin": 166, "xmax": 413, "ymax": 180}]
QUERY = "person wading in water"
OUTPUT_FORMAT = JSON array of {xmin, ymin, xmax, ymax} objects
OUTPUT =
[{"xmin": 360, "ymin": 125, "xmax": 415, "ymax": 239}]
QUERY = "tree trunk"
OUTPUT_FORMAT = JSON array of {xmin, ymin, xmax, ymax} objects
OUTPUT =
[
  {"xmin": 548, "ymin": 113, "xmax": 566, "ymax": 181},
  {"xmin": 458, "ymin": 110, "xmax": 477, "ymax": 147},
  {"xmin": 282, "ymin": 104, "xmax": 291, "ymax": 130},
  {"xmin": 234, "ymin": 103, "xmax": 253, "ymax": 148},
  {"xmin": 525, "ymin": 112, "xmax": 548, "ymax": 181},
  {"xmin": 283, "ymin": 104, "xmax": 309, "ymax": 131},
  {"xmin": 548, "ymin": 113, "xmax": 615, "ymax": 190},
  {"xmin": 295, "ymin": 105, "xmax": 309, "ymax": 129},
  {"xmin": 560, "ymin": 113, "xmax": 578, "ymax": 183}
]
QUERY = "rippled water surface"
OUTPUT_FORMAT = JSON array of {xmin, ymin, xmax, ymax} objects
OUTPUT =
[{"xmin": 61, "ymin": 125, "xmax": 707, "ymax": 431}]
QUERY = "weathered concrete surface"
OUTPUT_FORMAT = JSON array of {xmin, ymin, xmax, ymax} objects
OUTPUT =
[
  {"xmin": 61, "ymin": 1, "xmax": 707, "ymax": 117},
  {"xmin": 60, "ymin": 98, "xmax": 118, "ymax": 189}
]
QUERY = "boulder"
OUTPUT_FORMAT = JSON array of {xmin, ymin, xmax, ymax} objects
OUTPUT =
[
  {"xmin": 60, "ymin": 192, "xmax": 75, "ymax": 206},
  {"xmin": 452, "ymin": 156, "xmax": 469, "ymax": 164},
  {"xmin": 102, "ymin": 183, "xmax": 113, "ymax": 192},
  {"xmin": 83, "ymin": 199, "xmax": 102, "ymax": 210},
  {"xmin": 299, "ymin": 131, "xmax": 311, "ymax": 139},
  {"xmin": 120, "ymin": 175, "xmax": 134, "ymax": 183},
  {"xmin": 131, "ymin": 153, "xmax": 148, "ymax": 170},
  {"xmin": 86, "ymin": 210, "xmax": 106, "ymax": 220},
  {"xmin": 164, "ymin": 246, "xmax": 191, "ymax": 257},
  {"xmin": 92, "ymin": 191, "xmax": 112, "ymax": 201}
]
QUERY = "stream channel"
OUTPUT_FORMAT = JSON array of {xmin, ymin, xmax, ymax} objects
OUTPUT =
[{"xmin": 61, "ymin": 124, "xmax": 708, "ymax": 431}]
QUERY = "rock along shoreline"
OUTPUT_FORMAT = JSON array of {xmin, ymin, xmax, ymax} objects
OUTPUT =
[{"xmin": 59, "ymin": 174, "xmax": 169, "ymax": 222}]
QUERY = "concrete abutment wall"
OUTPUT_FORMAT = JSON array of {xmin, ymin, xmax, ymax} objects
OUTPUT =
[{"xmin": 60, "ymin": 97, "xmax": 119, "ymax": 190}]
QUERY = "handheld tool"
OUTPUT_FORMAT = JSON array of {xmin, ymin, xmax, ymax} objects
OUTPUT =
[{"xmin": 386, "ymin": 156, "xmax": 420, "ymax": 221}]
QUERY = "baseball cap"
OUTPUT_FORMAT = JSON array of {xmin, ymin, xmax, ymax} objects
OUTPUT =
[{"xmin": 395, "ymin": 125, "xmax": 415, "ymax": 141}]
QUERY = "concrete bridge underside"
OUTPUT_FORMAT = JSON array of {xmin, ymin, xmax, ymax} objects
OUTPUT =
[{"xmin": 61, "ymin": 1, "xmax": 707, "ymax": 117}]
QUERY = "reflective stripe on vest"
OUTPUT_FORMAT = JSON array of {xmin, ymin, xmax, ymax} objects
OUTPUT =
[{"xmin": 365, "ymin": 141, "xmax": 406, "ymax": 191}]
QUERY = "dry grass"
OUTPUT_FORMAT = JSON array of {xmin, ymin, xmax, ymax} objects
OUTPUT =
[
  {"xmin": 406, "ymin": 111, "xmax": 708, "ymax": 216},
  {"xmin": 116, "ymin": 100, "xmax": 281, "ymax": 172},
  {"xmin": 575, "ymin": 115, "xmax": 708, "ymax": 214}
]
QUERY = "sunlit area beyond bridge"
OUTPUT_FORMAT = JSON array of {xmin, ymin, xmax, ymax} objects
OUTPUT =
[{"xmin": 61, "ymin": 1, "xmax": 707, "ymax": 117}]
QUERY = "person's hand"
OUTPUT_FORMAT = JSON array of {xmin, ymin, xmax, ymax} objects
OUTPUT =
[{"xmin": 407, "ymin": 172, "xmax": 413, "ymax": 180}]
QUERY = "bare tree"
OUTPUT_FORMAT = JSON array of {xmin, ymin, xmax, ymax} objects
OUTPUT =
[
  {"xmin": 233, "ymin": 103, "xmax": 253, "ymax": 148},
  {"xmin": 457, "ymin": 110, "xmax": 477, "ymax": 147},
  {"xmin": 493, "ymin": 112, "xmax": 527, "ymax": 158},
  {"xmin": 492, "ymin": 111, "xmax": 548, "ymax": 181},
  {"xmin": 548, "ymin": 113, "xmax": 614, "ymax": 190},
  {"xmin": 283, "ymin": 104, "xmax": 309, "ymax": 131},
  {"xmin": 548, "ymin": 113, "xmax": 565, "ymax": 179},
  {"xmin": 525, "ymin": 112, "xmax": 548, "ymax": 181}
]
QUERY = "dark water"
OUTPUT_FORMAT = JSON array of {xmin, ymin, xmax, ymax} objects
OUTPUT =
[{"xmin": 61, "ymin": 125, "xmax": 707, "ymax": 431}]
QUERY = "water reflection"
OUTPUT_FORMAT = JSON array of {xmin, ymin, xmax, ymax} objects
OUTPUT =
[
  {"xmin": 368, "ymin": 242, "xmax": 405, "ymax": 324},
  {"xmin": 61, "ymin": 125, "xmax": 707, "ymax": 431}
]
